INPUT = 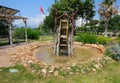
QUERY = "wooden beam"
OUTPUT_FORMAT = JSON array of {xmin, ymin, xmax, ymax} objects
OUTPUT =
[
  {"xmin": 8, "ymin": 18, "xmax": 13, "ymax": 45},
  {"xmin": 23, "ymin": 19, "xmax": 27, "ymax": 43}
]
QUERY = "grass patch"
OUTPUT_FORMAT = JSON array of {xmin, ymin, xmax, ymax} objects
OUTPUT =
[
  {"xmin": 0, "ymin": 65, "xmax": 36, "ymax": 83},
  {"xmin": 0, "ymin": 38, "xmax": 25, "ymax": 46},
  {"xmin": 0, "ymin": 61, "xmax": 120, "ymax": 83},
  {"xmin": 30, "ymin": 35, "xmax": 53, "ymax": 43}
]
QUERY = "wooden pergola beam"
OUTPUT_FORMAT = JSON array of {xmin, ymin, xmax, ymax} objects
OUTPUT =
[{"xmin": 0, "ymin": 13, "xmax": 28, "ymax": 45}]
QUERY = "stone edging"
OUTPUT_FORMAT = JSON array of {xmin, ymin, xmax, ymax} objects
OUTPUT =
[{"xmin": 11, "ymin": 42, "xmax": 105, "ymax": 67}]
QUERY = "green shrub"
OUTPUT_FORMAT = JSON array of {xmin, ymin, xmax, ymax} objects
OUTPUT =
[
  {"xmin": 118, "ymin": 33, "xmax": 120, "ymax": 38},
  {"xmin": 105, "ymin": 49, "xmax": 116, "ymax": 59},
  {"xmin": 97, "ymin": 36, "xmax": 112, "ymax": 45},
  {"xmin": 13, "ymin": 27, "xmax": 25, "ymax": 39},
  {"xmin": 105, "ymin": 43, "xmax": 120, "ymax": 60},
  {"xmin": 27, "ymin": 28, "xmax": 40, "ymax": 40},
  {"xmin": 75, "ymin": 33, "xmax": 112, "ymax": 45},
  {"xmin": 14, "ymin": 27, "xmax": 41, "ymax": 40},
  {"xmin": 117, "ymin": 38, "xmax": 120, "ymax": 44},
  {"xmin": 76, "ymin": 33, "xmax": 97, "ymax": 44}
]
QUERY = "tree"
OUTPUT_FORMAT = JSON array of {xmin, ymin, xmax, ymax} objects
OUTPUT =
[
  {"xmin": 78, "ymin": 0, "xmax": 95, "ymax": 26},
  {"xmin": 43, "ymin": 0, "xmax": 95, "ymax": 32},
  {"xmin": 43, "ymin": 15, "xmax": 54, "ymax": 32},
  {"xmin": 0, "ymin": 19, "xmax": 8, "ymax": 36},
  {"xmin": 98, "ymin": 0, "xmax": 118, "ymax": 36},
  {"xmin": 108, "ymin": 15, "xmax": 120, "ymax": 36}
]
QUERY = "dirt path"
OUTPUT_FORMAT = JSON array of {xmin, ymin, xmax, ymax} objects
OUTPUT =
[{"xmin": 0, "ymin": 43, "xmax": 26, "ymax": 67}]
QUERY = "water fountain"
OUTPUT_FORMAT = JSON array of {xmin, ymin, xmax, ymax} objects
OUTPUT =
[{"xmin": 33, "ymin": 11, "xmax": 105, "ymax": 64}]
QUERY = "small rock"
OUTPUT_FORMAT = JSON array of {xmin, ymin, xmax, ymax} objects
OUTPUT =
[
  {"xmin": 66, "ymin": 66, "xmax": 71, "ymax": 71},
  {"xmin": 54, "ymin": 71, "xmax": 59, "ymax": 76},
  {"xmin": 28, "ymin": 60, "xmax": 34, "ymax": 64},
  {"xmin": 86, "ymin": 68, "xmax": 90, "ymax": 71},
  {"xmin": 76, "ymin": 69, "xmax": 79, "ymax": 72},
  {"xmin": 81, "ymin": 69, "xmax": 86, "ymax": 74},
  {"xmin": 31, "ymin": 70, "xmax": 35, "ymax": 73},
  {"xmin": 41, "ymin": 69, "xmax": 47, "ymax": 76},
  {"xmin": 92, "ymin": 68, "xmax": 96, "ymax": 72},
  {"xmin": 49, "ymin": 65, "xmax": 55, "ymax": 70},
  {"xmin": 69, "ymin": 72, "xmax": 73, "ymax": 75},
  {"xmin": 98, "ymin": 63, "xmax": 103, "ymax": 68},
  {"xmin": 48, "ymin": 69, "xmax": 54, "ymax": 73},
  {"xmin": 94, "ymin": 64, "xmax": 99, "ymax": 69},
  {"xmin": 71, "ymin": 62, "xmax": 77, "ymax": 67},
  {"xmin": 9, "ymin": 69, "xmax": 19, "ymax": 73},
  {"xmin": 96, "ymin": 57, "xmax": 101, "ymax": 62}
]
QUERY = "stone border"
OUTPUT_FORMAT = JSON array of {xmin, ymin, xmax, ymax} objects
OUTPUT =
[
  {"xmin": 11, "ymin": 42, "xmax": 53, "ymax": 67},
  {"xmin": 74, "ymin": 42, "xmax": 105, "ymax": 53},
  {"xmin": 11, "ymin": 42, "xmax": 105, "ymax": 67},
  {"xmin": 10, "ymin": 42, "xmax": 110, "ymax": 77}
]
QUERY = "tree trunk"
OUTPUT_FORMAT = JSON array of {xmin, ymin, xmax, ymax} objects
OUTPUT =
[
  {"xmin": 104, "ymin": 18, "xmax": 109, "ymax": 37},
  {"xmin": 81, "ymin": 17, "xmax": 84, "ymax": 27}
]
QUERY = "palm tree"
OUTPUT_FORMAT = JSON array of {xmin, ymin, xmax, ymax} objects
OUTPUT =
[{"xmin": 98, "ymin": 0, "xmax": 118, "ymax": 36}]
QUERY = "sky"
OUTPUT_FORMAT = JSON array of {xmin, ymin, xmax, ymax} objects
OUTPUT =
[{"xmin": 0, "ymin": 0, "xmax": 120, "ymax": 28}]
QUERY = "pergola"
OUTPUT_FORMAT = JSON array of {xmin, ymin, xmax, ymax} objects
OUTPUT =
[{"xmin": 0, "ymin": 5, "xmax": 28, "ymax": 45}]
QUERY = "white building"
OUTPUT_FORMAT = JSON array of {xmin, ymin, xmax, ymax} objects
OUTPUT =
[{"xmin": 75, "ymin": 18, "xmax": 87, "ymax": 27}]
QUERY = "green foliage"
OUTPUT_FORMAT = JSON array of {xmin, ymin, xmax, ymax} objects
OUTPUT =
[
  {"xmin": 43, "ymin": 15, "xmax": 54, "ymax": 33},
  {"xmin": 89, "ymin": 20, "xmax": 99, "ymax": 26},
  {"xmin": 105, "ymin": 43, "xmax": 120, "ymax": 60},
  {"xmin": 97, "ymin": 36, "xmax": 112, "ymax": 45},
  {"xmin": 98, "ymin": 0, "xmax": 117, "ymax": 36},
  {"xmin": 1, "ymin": 61, "xmax": 120, "ymax": 83},
  {"xmin": 76, "ymin": 33, "xmax": 97, "ymax": 44},
  {"xmin": 27, "ymin": 28, "xmax": 40, "ymax": 40},
  {"xmin": 108, "ymin": 15, "xmax": 120, "ymax": 34},
  {"xmin": 14, "ymin": 27, "xmax": 41, "ymax": 40},
  {"xmin": 0, "ymin": 19, "xmax": 8, "ymax": 36},
  {"xmin": 105, "ymin": 49, "xmax": 117, "ymax": 60},
  {"xmin": 14, "ymin": 27, "xmax": 25, "ymax": 39},
  {"xmin": 116, "ymin": 38, "xmax": 120, "ymax": 44},
  {"xmin": 0, "ymin": 65, "xmax": 36, "ymax": 83},
  {"xmin": 43, "ymin": 0, "xmax": 95, "ymax": 33},
  {"xmin": 75, "ymin": 33, "xmax": 112, "ymax": 45}
]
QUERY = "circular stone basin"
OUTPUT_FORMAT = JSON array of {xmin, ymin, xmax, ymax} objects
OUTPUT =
[{"xmin": 34, "ymin": 45, "xmax": 102, "ymax": 64}]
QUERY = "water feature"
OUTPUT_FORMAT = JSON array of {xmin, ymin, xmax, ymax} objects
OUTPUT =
[{"xmin": 34, "ymin": 45, "xmax": 102, "ymax": 64}]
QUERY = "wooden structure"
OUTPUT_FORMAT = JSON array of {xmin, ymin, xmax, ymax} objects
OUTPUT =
[
  {"xmin": 54, "ymin": 11, "xmax": 77, "ymax": 57},
  {"xmin": 0, "ymin": 5, "xmax": 27, "ymax": 45}
]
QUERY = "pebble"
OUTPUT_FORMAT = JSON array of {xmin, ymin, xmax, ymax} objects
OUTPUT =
[
  {"xmin": 81, "ymin": 69, "xmax": 86, "ymax": 74},
  {"xmin": 54, "ymin": 71, "xmax": 59, "ymax": 76},
  {"xmin": 41, "ymin": 69, "xmax": 47, "ymax": 76},
  {"xmin": 92, "ymin": 68, "xmax": 96, "ymax": 72}
]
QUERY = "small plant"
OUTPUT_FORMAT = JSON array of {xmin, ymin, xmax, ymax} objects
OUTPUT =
[
  {"xmin": 27, "ymin": 28, "xmax": 41, "ymax": 40},
  {"xmin": 105, "ymin": 43, "xmax": 120, "ymax": 61}
]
